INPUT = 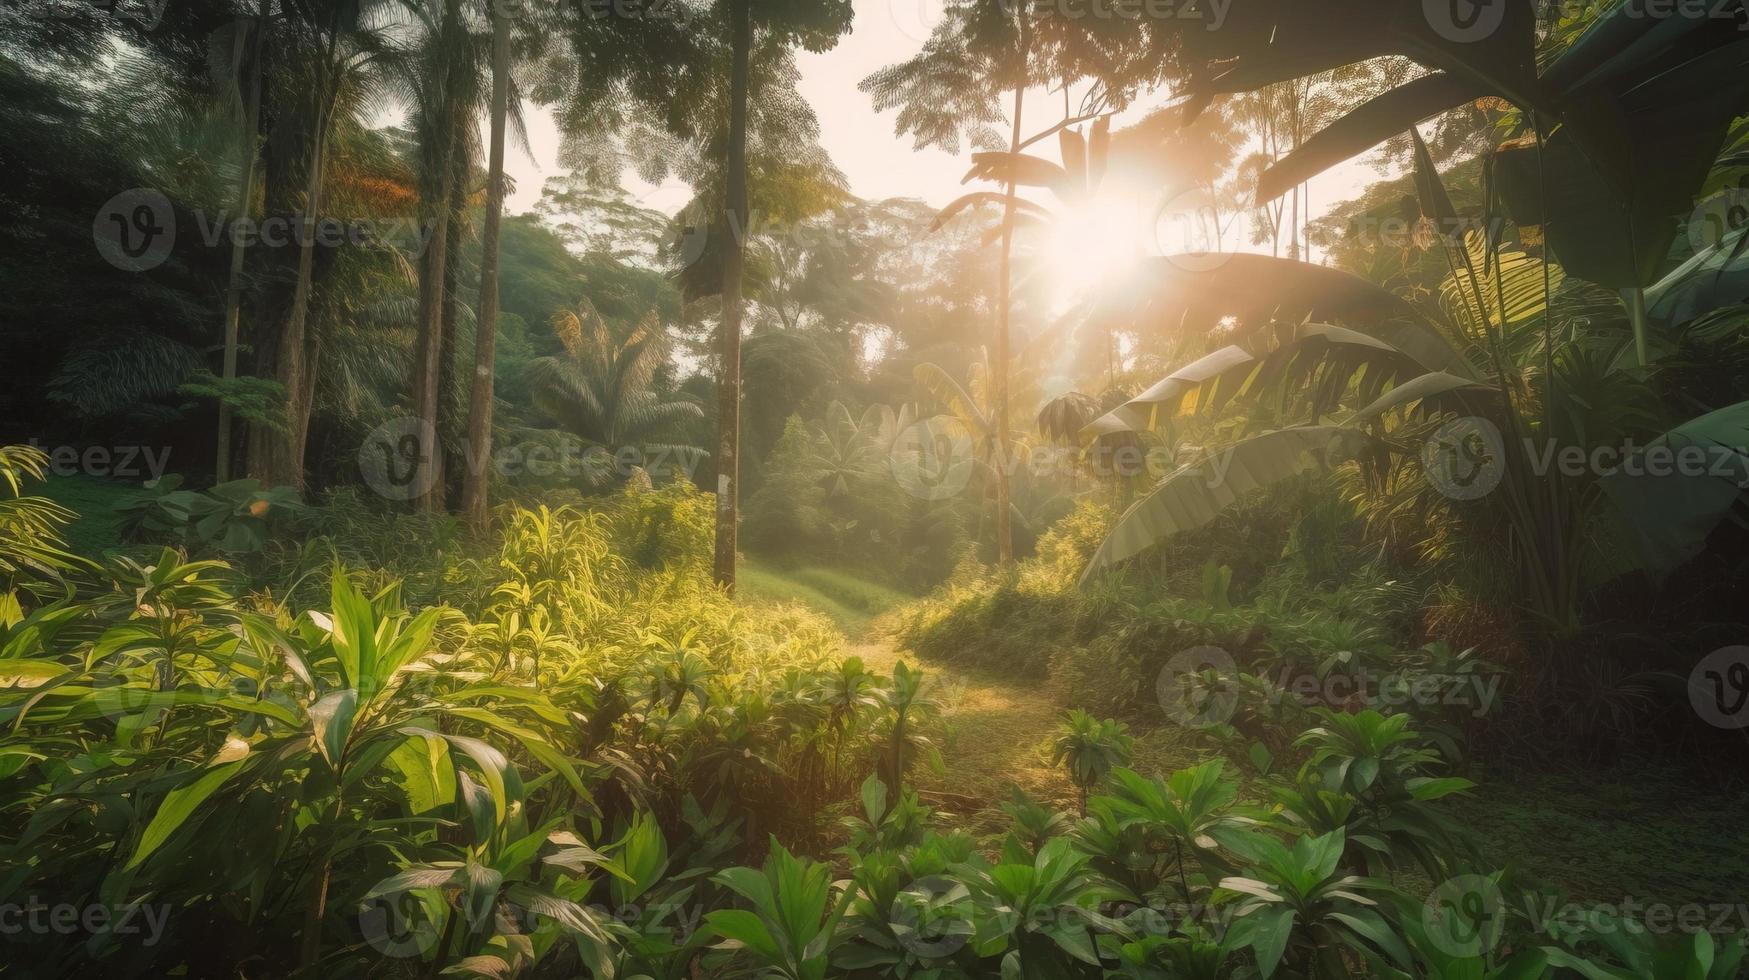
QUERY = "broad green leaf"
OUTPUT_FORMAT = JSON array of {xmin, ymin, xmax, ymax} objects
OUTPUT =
[{"xmin": 127, "ymin": 760, "xmax": 245, "ymax": 869}]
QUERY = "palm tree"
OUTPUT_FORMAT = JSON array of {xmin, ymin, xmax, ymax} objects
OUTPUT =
[
  {"xmin": 215, "ymin": 0, "xmax": 271, "ymax": 482},
  {"xmin": 247, "ymin": 0, "xmax": 392, "ymax": 492},
  {"xmin": 399, "ymin": 0, "xmax": 483, "ymax": 511},
  {"xmin": 461, "ymin": 0, "xmax": 512, "ymax": 529},
  {"xmin": 527, "ymin": 302, "xmax": 704, "ymax": 461},
  {"xmin": 709, "ymin": 0, "xmax": 855, "ymax": 592}
]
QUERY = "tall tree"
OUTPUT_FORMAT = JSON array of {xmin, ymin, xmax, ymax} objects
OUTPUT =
[
  {"xmin": 216, "ymin": 0, "xmax": 270, "ymax": 482},
  {"xmin": 403, "ymin": 0, "xmax": 480, "ymax": 511},
  {"xmin": 709, "ymin": 0, "xmax": 853, "ymax": 592},
  {"xmin": 246, "ymin": 0, "xmax": 387, "ymax": 492},
  {"xmin": 461, "ymin": 0, "xmax": 511, "ymax": 529}
]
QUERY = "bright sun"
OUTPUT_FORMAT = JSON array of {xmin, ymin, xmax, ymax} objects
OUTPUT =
[{"xmin": 1040, "ymin": 198, "xmax": 1145, "ymax": 306}]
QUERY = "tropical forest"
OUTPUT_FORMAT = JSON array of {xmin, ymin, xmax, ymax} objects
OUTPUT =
[{"xmin": 3, "ymin": 0, "xmax": 1749, "ymax": 976}]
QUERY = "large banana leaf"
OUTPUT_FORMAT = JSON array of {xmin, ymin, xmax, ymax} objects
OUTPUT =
[
  {"xmin": 1257, "ymin": 72, "xmax": 1488, "ymax": 205},
  {"xmin": 1646, "ymin": 224, "xmax": 1749, "ymax": 328},
  {"xmin": 1598, "ymin": 400, "xmax": 1749, "ymax": 576},
  {"xmin": 1347, "ymin": 371, "xmax": 1491, "ymax": 425},
  {"xmin": 929, "ymin": 191, "xmax": 1052, "ymax": 232},
  {"xmin": 1078, "ymin": 346, "xmax": 1259, "ymax": 443},
  {"xmin": 1079, "ymin": 426, "xmax": 1363, "ymax": 584},
  {"xmin": 1108, "ymin": 254, "xmax": 1431, "ymax": 330}
]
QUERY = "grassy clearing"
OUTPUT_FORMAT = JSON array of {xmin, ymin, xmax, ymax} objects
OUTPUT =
[
  {"xmin": 29, "ymin": 472, "xmax": 143, "ymax": 556},
  {"xmin": 738, "ymin": 559, "xmax": 912, "ymax": 638}
]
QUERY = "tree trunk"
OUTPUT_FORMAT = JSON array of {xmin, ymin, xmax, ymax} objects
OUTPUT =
[
  {"xmin": 410, "ymin": 172, "xmax": 452, "ymax": 512},
  {"xmin": 436, "ymin": 161, "xmax": 465, "ymax": 507},
  {"xmin": 712, "ymin": 0, "xmax": 752, "ymax": 592},
  {"xmin": 249, "ymin": 120, "xmax": 327, "ymax": 492},
  {"xmin": 992, "ymin": 13, "xmax": 1030, "ymax": 567},
  {"xmin": 217, "ymin": 0, "xmax": 268, "ymax": 483},
  {"xmin": 463, "ymin": 0, "xmax": 511, "ymax": 531}
]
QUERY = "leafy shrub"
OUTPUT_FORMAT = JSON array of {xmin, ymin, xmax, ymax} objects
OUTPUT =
[{"xmin": 118, "ymin": 476, "xmax": 306, "ymax": 554}]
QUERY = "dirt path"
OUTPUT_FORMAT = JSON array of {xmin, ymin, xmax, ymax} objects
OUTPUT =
[{"xmin": 848, "ymin": 640, "xmax": 1080, "ymax": 832}]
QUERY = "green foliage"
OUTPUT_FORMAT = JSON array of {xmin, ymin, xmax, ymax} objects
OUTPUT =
[
  {"xmin": 117, "ymin": 477, "xmax": 306, "ymax": 555},
  {"xmin": 1051, "ymin": 709, "xmax": 1134, "ymax": 809}
]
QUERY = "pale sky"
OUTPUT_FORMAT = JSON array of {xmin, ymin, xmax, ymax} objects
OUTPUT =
[{"xmin": 501, "ymin": 0, "xmax": 1382, "ymax": 256}]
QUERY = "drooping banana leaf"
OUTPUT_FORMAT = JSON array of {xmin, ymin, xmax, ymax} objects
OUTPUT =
[
  {"xmin": 961, "ymin": 152, "xmax": 1073, "ymax": 202},
  {"xmin": 1598, "ymin": 400, "xmax": 1749, "ymax": 576},
  {"xmin": 1257, "ymin": 73, "xmax": 1489, "ymax": 205},
  {"xmin": 930, "ymin": 192, "xmax": 1052, "ymax": 233},
  {"xmin": 1346, "ymin": 372, "xmax": 1492, "ymax": 425},
  {"xmin": 1646, "ymin": 224, "xmax": 1749, "ymax": 329},
  {"xmin": 1079, "ymin": 426, "xmax": 1366, "ymax": 584},
  {"xmin": 1110, "ymin": 254, "xmax": 1418, "ymax": 325}
]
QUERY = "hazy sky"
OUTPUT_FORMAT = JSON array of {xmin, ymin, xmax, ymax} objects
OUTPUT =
[{"xmin": 500, "ymin": 0, "xmax": 1383, "ymax": 252}]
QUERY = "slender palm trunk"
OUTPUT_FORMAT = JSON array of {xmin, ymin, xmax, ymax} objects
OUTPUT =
[
  {"xmin": 410, "ymin": 0, "xmax": 463, "ymax": 513},
  {"xmin": 463, "ymin": 0, "xmax": 510, "ymax": 530},
  {"xmin": 992, "ymin": 12, "xmax": 1030, "ymax": 566},
  {"xmin": 411, "ymin": 169, "xmax": 453, "ymax": 511},
  {"xmin": 713, "ymin": 0, "xmax": 751, "ymax": 591},
  {"xmin": 248, "ymin": 21, "xmax": 339, "ymax": 493},
  {"xmin": 254, "ymin": 119, "xmax": 328, "ymax": 492},
  {"xmin": 217, "ymin": 0, "xmax": 268, "ymax": 483}
]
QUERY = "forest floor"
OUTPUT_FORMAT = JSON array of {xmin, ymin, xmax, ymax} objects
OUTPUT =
[{"xmin": 738, "ymin": 563, "xmax": 1749, "ymax": 907}]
